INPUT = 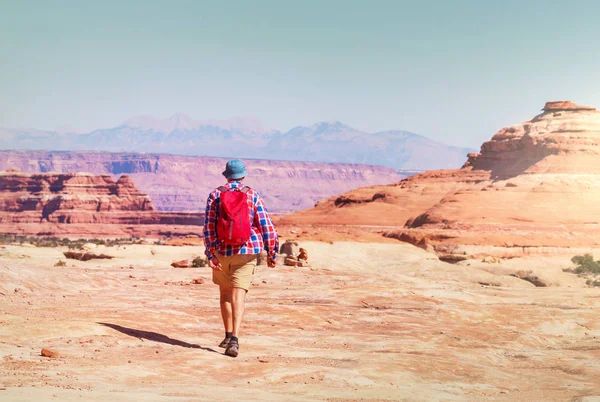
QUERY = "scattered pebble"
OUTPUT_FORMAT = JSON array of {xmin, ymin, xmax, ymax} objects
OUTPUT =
[
  {"xmin": 41, "ymin": 348, "xmax": 60, "ymax": 358},
  {"xmin": 171, "ymin": 260, "xmax": 192, "ymax": 268}
]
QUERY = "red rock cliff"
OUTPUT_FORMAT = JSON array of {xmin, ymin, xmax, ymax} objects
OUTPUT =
[{"xmin": 0, "ymin": 171, "xmax": 203, "ymax": 237}]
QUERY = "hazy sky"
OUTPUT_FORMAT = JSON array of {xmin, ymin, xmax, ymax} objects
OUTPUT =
[{"xmin": 1, "ymin": 0, "xmax": 599, "ymax": 147}]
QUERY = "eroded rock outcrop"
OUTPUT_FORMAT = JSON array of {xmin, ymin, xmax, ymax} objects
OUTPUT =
[
  {"xmin": 0, "ymin": 152, "xmax": 404, "ymax": 212},
  {"xmin": 0, "ymin": 171, "xmax": 203, "ymax": 237},
  {"xmin": 284, "ymin": 101, "xmax": 600, "ymax": 258}
]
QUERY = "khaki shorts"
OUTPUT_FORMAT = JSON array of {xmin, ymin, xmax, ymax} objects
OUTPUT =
[{"xmin": 212, "ymin": 254, "xmax": 258, "ymax": 291}]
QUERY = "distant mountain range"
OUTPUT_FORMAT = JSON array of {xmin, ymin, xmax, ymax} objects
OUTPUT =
[{"xmin": 0, "ymin": 115, "xmax": 475, "ymax": 170}]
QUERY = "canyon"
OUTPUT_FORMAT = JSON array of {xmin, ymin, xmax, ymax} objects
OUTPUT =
[
  {"xmin": 0, "ymin": 151, "xmax": 402, "ymax": 213},
  {"xmin": 2, "ymin": 103, "xmax": 600, "ymax": 402}
]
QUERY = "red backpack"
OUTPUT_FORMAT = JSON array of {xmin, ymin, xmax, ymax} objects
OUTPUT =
[{"xmin": 216, "ymin": 186, "xmax": 252, "ymax": 246}]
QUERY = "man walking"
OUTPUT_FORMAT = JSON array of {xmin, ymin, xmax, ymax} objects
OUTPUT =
[{"xmin": 203, "ymin": 159, "xmax": 279, "ymax": 357}]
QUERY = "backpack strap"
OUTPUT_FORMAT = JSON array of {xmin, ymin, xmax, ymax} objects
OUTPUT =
[{"xmin": 218, "ymin": 185, "xmax": 251, "ymax": 193}]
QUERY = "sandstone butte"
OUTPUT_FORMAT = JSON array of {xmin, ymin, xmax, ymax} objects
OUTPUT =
[
  {"xmin": 281, "ymin": 101, "xmax": 600, "ymax": 260},
  {"xmin": 0, "ymin": 171, "xmax": 203, "ymax": 238}
]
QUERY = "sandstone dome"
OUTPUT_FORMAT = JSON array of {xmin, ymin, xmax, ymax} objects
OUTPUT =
[{"xmin": 282, "ymin": 101, "xmax": 600, "ymax": 257}]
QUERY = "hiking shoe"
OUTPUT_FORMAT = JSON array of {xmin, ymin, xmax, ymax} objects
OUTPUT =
[
  {"xmin": 225, "ymin": 340, "xmax": 239, "ymax": 357},
  {"xmin": 219, "ymin": 337, "xmax": 231, "ymax": 348}
]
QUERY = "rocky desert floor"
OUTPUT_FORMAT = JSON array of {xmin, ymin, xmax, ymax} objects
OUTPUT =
[{"xmin": 1, "ymin": 240, "xmax": 599, "ymax": 401}]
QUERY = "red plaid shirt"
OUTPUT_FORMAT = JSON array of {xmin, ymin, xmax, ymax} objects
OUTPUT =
[{"xmin": 203, "ymin": 181, "xmax": 279, "ymax": 261}]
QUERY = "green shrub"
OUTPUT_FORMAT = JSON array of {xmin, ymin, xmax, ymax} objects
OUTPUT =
[
  {"xmin": 191, "ymin": 256, "xmax": 207, "ymax": 268},
  {"xmin": 54, "ymin": 260, "xmax": 67, "ymax": 267},
  {"xmin": 0, "ymin": 235, "xmax": 149, "ymax": 248},
  {"xmin": 586, "ymin": 279, "xmax": 600, "ymax": 287},
  {"xmin": 564, "ymin": 254, "xmax": 600, "ymax": 288},
  {"xmin": 565, "ymin": 254, "xmax": 600, "ymax": 274}
]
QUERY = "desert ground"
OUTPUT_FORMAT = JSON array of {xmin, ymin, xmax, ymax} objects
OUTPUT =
[{"xmin": 1, "ymin": 240, "xmax": 599, "ymax": 401}]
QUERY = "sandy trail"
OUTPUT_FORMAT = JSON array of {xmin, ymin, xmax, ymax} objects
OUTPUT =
[{"xmin": 1, "ymin": 241, "xmax": 599, "ymax": 401}]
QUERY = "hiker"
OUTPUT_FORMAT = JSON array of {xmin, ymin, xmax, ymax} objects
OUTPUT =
[{"xmin": 203, "ymin": 159, "xmax": 279, "ymax": 357}]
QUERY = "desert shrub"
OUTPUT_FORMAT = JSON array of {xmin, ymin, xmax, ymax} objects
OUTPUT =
[
  {"xmin": 191, "ymin": 256, "xmax": 207, "ymax": 268},
  {"xmin": 565, "ymin": 254, "xmax": 600, "ymax": 275},
  {"xmin": 564, "ymin": 254, "xmax": 600, "ymax": 288},
  {"xmin": 586, "ymin": 279, "xmax": 600, "ymax": 287},
  {"xmin": 54, "ymin": 260, "xmax": 67, "ymax": 267},
  {"xmin": 0, "ymin": 235, "xmax": 148, "ymax": 248}
]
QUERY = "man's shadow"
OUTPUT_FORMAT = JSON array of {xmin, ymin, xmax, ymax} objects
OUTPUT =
[{"xmin": 98, "ymin": 322, "xmax": 220, "ymax": 354}]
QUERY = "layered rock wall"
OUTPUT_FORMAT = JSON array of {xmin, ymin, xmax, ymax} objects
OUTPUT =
[
  {"xmin": 0, "ymin": 152, "xmax": 403, "ymax": 212},
  {"xmin": 0, "ymin": 171, "xmax": 203, "ymax": 237},
  {"xmin": 464, "ymin": 101, "xmax": 600, "ymax": 176}
]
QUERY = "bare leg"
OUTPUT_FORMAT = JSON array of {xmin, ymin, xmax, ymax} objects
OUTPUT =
[
  {"xmin": 219, "ymin": 286, "xmax": 233, "ymax": 333},
  {"xmin": 231, "ymin": 287, "xmax": 247, "ymax": 337}
]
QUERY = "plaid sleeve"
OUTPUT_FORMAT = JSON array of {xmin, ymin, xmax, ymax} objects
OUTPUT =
[
  {"xmin": 203, "ymin": 192, "xmax": 218, "ymax": 260},
  {"xmin": 254, "ymin": 192, "xmax": 279, "ymax": 260}
]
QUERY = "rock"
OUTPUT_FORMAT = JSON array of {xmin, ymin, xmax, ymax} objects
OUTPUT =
[
  {"xmin": 191, "ymin": 277, "xmax": 206, "ymax": 284},
  {"xmin": 285, "ymin": 100, "xmax": 600, "ymax": 259},
  {"xmin": 280, "ymin": 240, "xmax": 299, "ymax": 257},
  {"xmin": 0, "ymin": 153, "xmax": 402, "ymax": 214},
  {"xmin": 296, "ymin": 248, "xmax": 311, "ymax": 267},
  {"xmin": 41, "ymin": 348, "xmax": 60, "ymax": 358},
  {"xmin": 256, "ymin": 251, "xmax": 267, "ymax": 266},
  {"xmin": 63, "ymin": 251, "xmax": 114, "ymax": 261},
  {"xmin": 482, "ymin": 256, "xmax": 500, "ymax": 264},
  {"xmin": 283, "ymin": 247, "xmax": 311, "ymax": 267},
  {"xmin": 81, "ymin": 243, "xmax": 97, "ymax": 251},
  {"xmin": 171, "ymin": 260, "xmax": 191, "ymax": 268},
  {"xmin": 164, "ymin": 280, "xmax": 189, "ymax": 286},
  {"xmin": 510, "ymin": 270, "xmax": 549, "ymax": 287},
  {"xmin": 162, "ymin": 236, "xmax": 203, "ymax": 246},
  {"xmin": 0, "ymin": 171, "xmax": 204, "ymax": 237},
  {"xmin": 298, "ymin": 248, "xmax": 309, "ymax": 261},
  {"xmin": 542, "ymin": 100, "xmax": 595, "ymax": 112}
]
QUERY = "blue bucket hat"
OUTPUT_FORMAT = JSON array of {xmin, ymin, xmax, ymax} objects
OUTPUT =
[{"xmin": 222, "ymin": 159, "xmax": 247, "ymax": 179}]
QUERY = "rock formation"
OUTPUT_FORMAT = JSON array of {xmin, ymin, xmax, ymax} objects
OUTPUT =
[
  {"xmin": 0, "ymin": 152, "xmax": 404, "ymax": 212},
  {"xmin": 283, "ymin": 101, "xmax": 600, "ymax": 258},
  {"xmin": 0, "ymin": 171, "xmax": 203, "ymax": 237}
]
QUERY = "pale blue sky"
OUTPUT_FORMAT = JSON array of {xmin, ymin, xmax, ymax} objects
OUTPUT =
[{"xmin": 1, "ymin": 0, "xmax": 599, "ymax": 147}]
